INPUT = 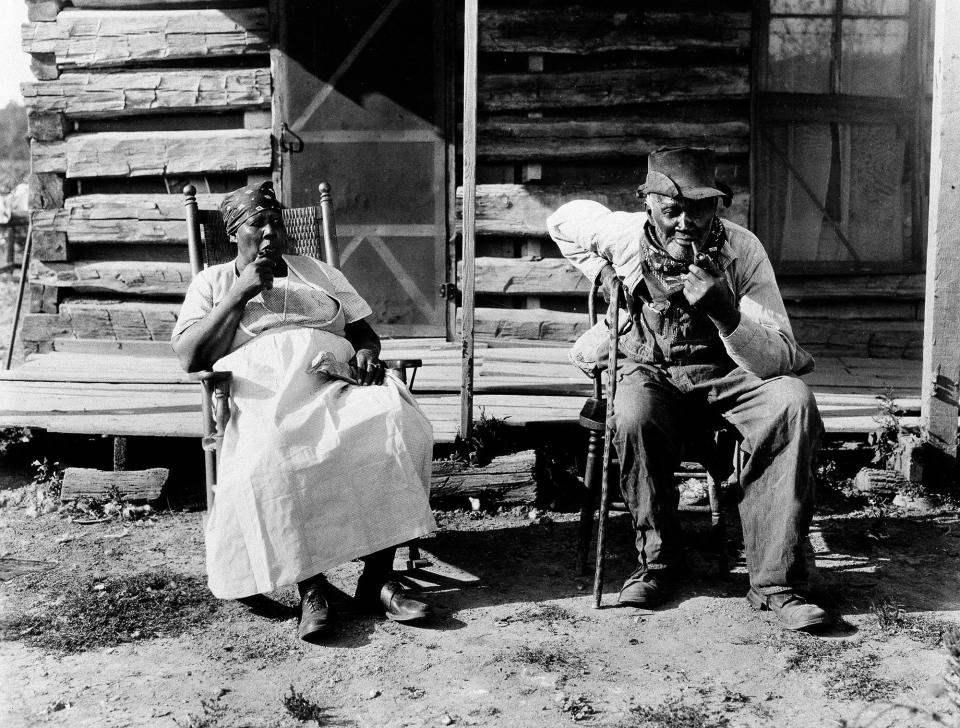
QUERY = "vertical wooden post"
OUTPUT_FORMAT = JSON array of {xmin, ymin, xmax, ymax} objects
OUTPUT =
[
  {"xmin": 460, "ymin": 0, "xmax": 479, "ymax": 441},
  {"xmin": 921, "ymin": 1, "xmax": 960, "ymax": 460}
]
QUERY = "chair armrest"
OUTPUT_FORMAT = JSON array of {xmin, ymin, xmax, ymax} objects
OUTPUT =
[{"xmin": 189, "ymin": 370, "xmax": 233, "ymax": 384}]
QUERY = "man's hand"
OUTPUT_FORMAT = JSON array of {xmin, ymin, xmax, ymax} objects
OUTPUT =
[
  {"xmin": 681, "ymin": 255, "xmax": 740, "ymax": 335},
  {"xmin": 597, "ymin": 264, "xmax": 624, "ymax": 305},
  {"xmin": 352, "ymin": 348, "xmax": 385, "ymax": 386},
  {"xmin": 234, "ymin": 255, "xmax": 276, "ymax": 303}
]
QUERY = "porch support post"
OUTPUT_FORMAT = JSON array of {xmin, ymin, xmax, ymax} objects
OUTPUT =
[
  {"xmin": 459, "ymin": 0, "xmax": 478, "ymax": 441},
  {"xmin": 921, "ymin": 0, "xmax": 960, "ymax": 462}
]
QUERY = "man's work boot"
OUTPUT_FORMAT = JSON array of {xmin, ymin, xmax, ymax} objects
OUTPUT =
[
  {"xmin": 617, "ymin": 566, "xmax": 672, "ymax": 608},
  {"xmin": 746, "ymin": 588, "xmax": 830, "ymax": 632},
  {"xmin": 355, "ymin": 576, "xmax": 431, "ymax": 622},
  {"xmin": 297, "ymin": 577, "xmax": 331, "ymax": 641}
]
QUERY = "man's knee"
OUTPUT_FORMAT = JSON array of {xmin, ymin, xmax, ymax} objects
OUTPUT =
[
  {"xmin": 613, "ymin": 387, "xmax": 665, "ymax": 440},
  {"xmin": 763, "ymin": 376, "xmax": 823, "ymax": 442}
]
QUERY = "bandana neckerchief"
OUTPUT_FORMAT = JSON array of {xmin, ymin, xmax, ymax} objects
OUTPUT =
[{"xmin": 640, "ymin": 215, "xmax": 726, "ymax": 310}]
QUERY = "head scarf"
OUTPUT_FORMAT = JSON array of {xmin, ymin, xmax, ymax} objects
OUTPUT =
[{"xmin": 219, "ymin": 181, "xmax": 282, "ymax": 235}]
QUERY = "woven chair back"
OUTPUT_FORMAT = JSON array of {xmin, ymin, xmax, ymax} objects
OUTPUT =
[{"xmin": 196, "ymin": 206, "xmax": 327, "ymax": 268}]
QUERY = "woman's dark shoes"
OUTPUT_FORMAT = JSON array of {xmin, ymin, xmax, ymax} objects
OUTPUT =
[
  {"xmin": 618, "ymin": 566, "xmax": 672, "ymax": 607},
  {"xmin": 746, "ymin": 588, "xmax": 830, "ymax": 632},
  {"xmin": 355, "ymin": 575, "xmax": 431, "ymax": 622},
  {"xmin": 297, "ymin": 583, "xmax": 331, "ymax": 641}
]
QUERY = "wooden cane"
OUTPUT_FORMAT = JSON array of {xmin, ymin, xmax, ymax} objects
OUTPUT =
[{"xmin": 593, "ymin": 284, "xmax": 621, "ymax": 608}]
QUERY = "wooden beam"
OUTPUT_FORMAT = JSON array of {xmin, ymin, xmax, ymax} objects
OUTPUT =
[
  {"xmin": 30, "ymin": 193, "xmax": 225, "ymax": 244},
  {"xmin": 477, "ymin": 119, "xmax": 749, "ymax": 160},
  {"xmin": 461, "ymin": 0, "xmax": 479, "ymax": 440},
  {"xmin": 21, "ymin": 9, "xmax": 269, "ymax": 69},
  {"xmin": 28, "ymin": 172, "xmax": 64, "ymax": 210},
  {"xmin": 61, "ymin": 467, "xmax": 168, "ymax": 503},
  {"xmin": 31, "ymin": 130, "xmax": 271, "ymax": 177},
  {"xmin": 478, "ymin": 7, "xmax": 750, "ymax": 55},
  {"xmin": 21, "ymin": 69, "xmax": 272, "ymax": 118},
  {"xmin": 921, "ymin": 1, "xmax": 960, "ymax": 458},
  {"xmin": 430, "ymin": 450, "xmax": 536, "ymax": 503},
  {"xmin": 71, "ymin": 0, "xmax": 254, "ymax": 7},
  {"xmin": 31, "ymin": 260, "xmax": 192, "ymax": 297},
  {"xmin": 26, "ymin": 112, "xmax": 68, "ymax": 141},
  {"xmin": 481, "ymin": 67, "xmax": 748, "ymax": 112},
  {"xmin": 456, "ymin": 183, "xmax": 749, "ymax": 236}
]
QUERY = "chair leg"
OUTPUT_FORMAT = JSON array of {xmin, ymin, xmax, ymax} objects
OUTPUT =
[
  {"xmin": 405, "ymin": 539, "xmax": 430, "ymax": 571},
  {"xmin": 705, "ymin": 471, "xmax": 728, "ymax": 576},
  {"xmin": 576, "ymin": 429, "xmax": 602, "ymax": 576}
]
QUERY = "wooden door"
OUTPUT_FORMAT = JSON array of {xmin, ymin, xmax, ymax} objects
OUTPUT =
[{"xmin": 277, "ymin": 0, "xmax": 447, "ymax": 336}]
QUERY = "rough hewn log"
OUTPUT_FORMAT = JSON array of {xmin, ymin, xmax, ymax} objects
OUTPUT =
[
  {"xmin": 22, "ymin": 68, "xmax": 272, "ymax": 118},
  {"xmin": 26, "ymin": 0, "xmax": 66, "ymax": 22},
  {"xmin": 456, "ymin": 183, "xmax": 748, "ymax": 236},
  {"xmin": 36, "ymin": 300, "xmax": 183, "ymax": 342},
  {"xmin": 31, "ymin": 130, "xmax": 271, "ymax": 177},
  {"xmin": 430, "ymin": 450, "xmax": 536, "ymax": 503},
  {"xmin": 471, "ymin": 307, "xmax": 590, "ymax": 342},
  {"xmin": 21, "ymin": 9, "xmax": 269, "ymax": 69},
  {"xmin": 477, "ymin": 119, "xmax": 749, "ymax": 160},
  {"xmin": 28, "ymin": 173, "xmax": 65, "ymax": 211},
  {"xmin": 61, "ymin": 467, "xmax": 168, "ymax": 502},
  {"xmin": 478, "ymin": 7, "xmax": 750, "ymax": 54},
  {"xmin": 32, "ymin": 229, "xmax": 67, "ymax": 261},
  {"xmin": 72, "ymin": 0, "xmax": 253, "ymax": 7},
  {"xmin": 30, "ymin": 193, "xmax": 225, "ymax": 244},
  {"xmin": 481, "ymin": 67, "xmax": 748, "ymax": 112},
  {"xmin": 778, "ymin": 274, "xmax": 925, "ymax": 301},
  {"xmin": 31, "ymin": 260, "xmax": 192, "ymax": 296},
  {"xmin": 26, "ymin": 112, "xmax": 68, "ymax": 141}
]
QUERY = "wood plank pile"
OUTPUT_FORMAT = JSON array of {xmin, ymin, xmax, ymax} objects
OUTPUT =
[{"xmin": 20, "ymin": 0, "xmax": 272, "ymax": 354}]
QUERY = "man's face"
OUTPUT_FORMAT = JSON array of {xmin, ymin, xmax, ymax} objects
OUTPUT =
[
  {"xmin": 646, "ymin": 193, "xmax": 718, "ymax": 256},
  {"xmin": 235, "ymin": 209, "xmax": 287, "ymax": 266}
]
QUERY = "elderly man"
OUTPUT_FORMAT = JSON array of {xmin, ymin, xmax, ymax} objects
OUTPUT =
[{"xmin": 547, "ymin": 147, "xmax": 828, "ymax": 632}]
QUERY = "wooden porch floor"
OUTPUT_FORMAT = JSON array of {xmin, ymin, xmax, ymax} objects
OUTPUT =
[{"xmin": 0, "ymin": 338, "xmax": 924, "ymax": 444}]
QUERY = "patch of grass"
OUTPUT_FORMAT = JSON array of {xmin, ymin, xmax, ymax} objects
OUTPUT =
[
  {"xmin": 502, "ymin": 603, "xmax": 581, "ymax": 626},
  {"xmin": 283, "ymin": 685, "xmax": 329, "ymax": 725},
  {"xmin": 513, "ymin": 643, "xmax": 584, "ymax": 674},
  {"xmin": 451, "ymin": 408, "xmax": 511, "ymax": 466},
  {"xmin": 823, "ymin": 654, "xmax": 898, "ymax": 702},
  {"xmin": 559, "ymin": 693, "xmax": 596, "ymax": 722},
  {"xmin": 625, "ymin": 699, "xmax": 728, "ymax": 728},
  {"xmin": 871, "ymin": 597, "xmax": 951, "ymax": 648},
  {"xmin": 777, "ymin": 632, "xmax": 853, "ymax": 672},
  {"xmin": 0, "ymin": 569, "xmax": 218, "ymax": 653}
]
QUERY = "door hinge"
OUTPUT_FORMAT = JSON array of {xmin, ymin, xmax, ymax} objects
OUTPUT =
[
  {"xmin": 280, "ymin": 122, "xmax": 304, "ymax": 154},
  {"xmin": 439, "ymin": 283, "xmax": 457, "ymax": 300}
]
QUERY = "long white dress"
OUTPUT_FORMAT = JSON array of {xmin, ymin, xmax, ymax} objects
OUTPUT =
[{"xmin": 172, "ymin": 255, "xmax": 436, "ymax": 599}]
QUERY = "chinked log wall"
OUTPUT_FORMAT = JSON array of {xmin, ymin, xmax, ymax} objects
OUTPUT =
[
  {"xmin": 454, "ymin": 1, "xmax": 924, "ymax": 359},
  {"xmin": 20, "ymin": 0, "xmax": 272, "ymax": 353},
  {"xmin": 19, "ymin": 0, "xmax": 924, "ymax": 359}
]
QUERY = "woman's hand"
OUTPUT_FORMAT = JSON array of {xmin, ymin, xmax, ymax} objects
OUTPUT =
[
  {"xmin": 352, "ymin": 348, "xmax": 385, "ymax": 386},
  {"xmin": 235, "ymin": 255, "xmax": 276, "ymax": 303}
]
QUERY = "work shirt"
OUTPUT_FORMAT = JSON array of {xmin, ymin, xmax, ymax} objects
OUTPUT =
[{"xmin": 547, "ymin": 200, "xmax": 813, "ymax": 379}]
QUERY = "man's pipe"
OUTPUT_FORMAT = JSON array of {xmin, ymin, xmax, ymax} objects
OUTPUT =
[{"xmin": 593, "ymin": 282, "xmax": 621, "ymax": 608}]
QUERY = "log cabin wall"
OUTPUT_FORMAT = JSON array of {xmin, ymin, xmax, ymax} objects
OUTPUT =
[
  {"xmin": 19, "ymin": 0, "xmax": 272, "ymax": 353},
  {"xmin": 458, "ymin": 0, "xmax": 928, "ymax": 360}
]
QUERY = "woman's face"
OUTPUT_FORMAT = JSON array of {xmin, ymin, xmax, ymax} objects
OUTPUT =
[{"xmin": 235, "ymin": 210, "xmax": 287, "ymax": 266}]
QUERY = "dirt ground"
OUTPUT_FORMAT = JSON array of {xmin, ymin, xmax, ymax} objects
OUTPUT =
[{"xmin": 2, "ymin": 456, "xmax": 960, "ymax": 728}]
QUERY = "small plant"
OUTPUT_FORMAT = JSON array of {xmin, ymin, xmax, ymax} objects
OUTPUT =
[
  {"xmin": 283, "ymin": 685, "xmax": 328, "ymax": 725},
  {"xmin": 175, "ymin": 697, "xmax": 228, "ymax": 728},
  {"xmin": 869, "ymin": 388, "xmax": 904, "ymax": 468},
  {"xmin": 452, "ymin": 408, "xmax": 510, "ymax": 466},
  {"xmin": 0, "ymin": 426, "xmax": 32, "ymax": 458},
  {"xmin": 24, "ymin": 458, "xmax": 63, "ymax": 516},
  {"xmin": 870, "ymin": 596, "xmax": 948, "ymax": 648}
]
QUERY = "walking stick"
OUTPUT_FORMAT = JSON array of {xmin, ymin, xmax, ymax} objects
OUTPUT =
[{"xmin": 593, "ymin": 283, "xmax": 621, "ymax": 608}]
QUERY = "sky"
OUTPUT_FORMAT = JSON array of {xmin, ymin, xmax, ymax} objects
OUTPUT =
[{"xmin": 0, "ymin": 1, "xmax": 31, "ymax": 107}]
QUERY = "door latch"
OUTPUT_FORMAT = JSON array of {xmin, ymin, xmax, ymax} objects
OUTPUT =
[{"xmin": 438, "ymin": 283, "xmax": 457, "ymax": 300}]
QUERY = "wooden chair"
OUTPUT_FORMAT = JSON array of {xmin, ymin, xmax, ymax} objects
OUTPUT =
[
  {"xmin": 182, "ymin": 182, "xmax": 428, "ymax": 569},
  {"xmin": 575, "ymin": 281, "xmax": 741, "ymax": 605}
]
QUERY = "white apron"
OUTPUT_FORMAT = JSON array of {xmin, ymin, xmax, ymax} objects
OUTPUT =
[{"xmin": 204, "ymin": 258, "xmax": 435, "ymax": 599}]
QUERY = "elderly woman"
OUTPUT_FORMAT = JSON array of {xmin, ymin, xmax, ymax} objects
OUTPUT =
[{"xmin": 171, "ymin": 182, "xmax": 436, "ymax": 641}]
